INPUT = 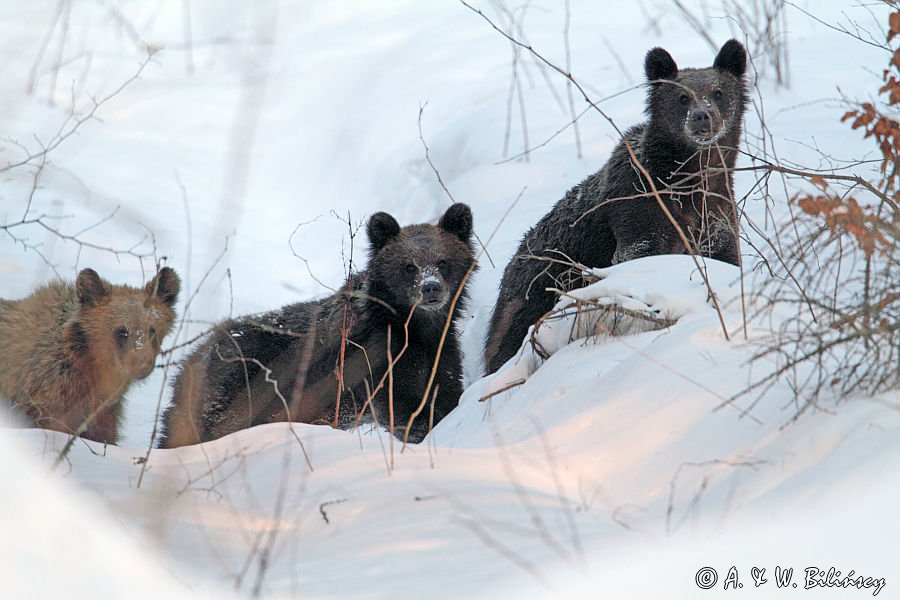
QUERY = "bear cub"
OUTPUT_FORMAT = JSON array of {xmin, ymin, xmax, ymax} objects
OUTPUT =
[
  {"xmin": 0, "ymin": 267, "xmax": 181, "ymax": 444},
  {"xmin": 159, "ymin": 203, "xmax": 476, "ymax": 448},
  {"xmin": 484, "ymin": 40, "xmax": 748, "ymax": 374}
]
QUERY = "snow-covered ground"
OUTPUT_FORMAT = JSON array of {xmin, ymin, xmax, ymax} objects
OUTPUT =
[{"xmin": 1, "ymin": 1, "xmax": 897, "ymax": 598}]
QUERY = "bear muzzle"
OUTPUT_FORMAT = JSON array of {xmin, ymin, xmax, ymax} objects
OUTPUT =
[
  {"xmin": 685, "ymin": 106, "xmax": 726, "ymax": 145},
  {"xmin": 136, "ymin": 361, "xmax": 157, "ymax": 379},
  {"xmin": 124, "ymin": 348, "xmax": 157, "ymax": 380},
  {"xmin": 417, "ymin": 272, "xmax": 449, "ymax": 311}
]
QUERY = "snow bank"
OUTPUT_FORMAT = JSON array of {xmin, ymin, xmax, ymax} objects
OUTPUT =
[
  {"xmin": 0, "ymin": 419, "xmax": 207, "ymax": 598},
  {"xmin": 1, "ymin": 0, "xmax": 897, "ymax": 598}
]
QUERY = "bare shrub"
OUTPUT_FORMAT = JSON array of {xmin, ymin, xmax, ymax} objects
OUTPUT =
[
  {"xmin": 666, "ymin": 0, "xmax": 789, "ymax": 87},
  {"xmin": 740, "ymin": 4, "xmax": 900, "ymax": 414}
]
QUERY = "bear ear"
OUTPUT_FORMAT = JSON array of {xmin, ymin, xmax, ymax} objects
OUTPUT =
[
  {"xmin": 76, "ymin": 268, "xmax": 111, "ymax": 308},
  {"xmin": 713, "ymin": 39, "xmax": 746, "ymax": 78},
  {"xmin": 438, "ymin": 203, "xmax": 473, "ymax": 243},
  {"xmin": 146, "ymin": 267, "xmax": 181, "ymax": 308},
  {"xmin": 367, "ymin": 212, "xmax": 401, "ymax": 251},
  {"xmin": 645, "ymin": 47, "xmax": 678, "ymax": 81}
]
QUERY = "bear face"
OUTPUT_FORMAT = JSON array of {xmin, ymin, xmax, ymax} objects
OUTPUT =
[
  {"xmin": 644, "ymin": 39, "xmax": 747, "ymax": 148},
  {"xmin": 365, "ymin": 203, "xmax": 475, "ymax": 316},
  {"xmin": 73, "ymin": 267, "xmax": 180, "ymax": 381}
]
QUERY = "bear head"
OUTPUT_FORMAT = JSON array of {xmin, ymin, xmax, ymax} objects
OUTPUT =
[
  {"xmin": 72, "ymin": 267, "xmax": 181, "ymax": 381},
  {"xmin": 644, "ymin": 39, "xmax": 747, "ymax": 148},
  {"xmin": 365, "ymin": 203, "xmax": 476, "ymax": 319}
]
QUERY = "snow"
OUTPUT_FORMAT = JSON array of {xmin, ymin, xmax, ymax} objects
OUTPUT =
[
  {"xmin": 1, "ymin": 1, "xmax": 898, "ymax": 598},
  {"xmin": 0, "ymin": 425, "xmax": 212, "ymax": 598}
]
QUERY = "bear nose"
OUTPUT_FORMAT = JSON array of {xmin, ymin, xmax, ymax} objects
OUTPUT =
[
  {"xmin": 422, "ymin": 281, "xmax": 442, "ymax": 303},
  {"xmin": 691, "ymin": 109, "xmax": 710, "ymax": 124}
]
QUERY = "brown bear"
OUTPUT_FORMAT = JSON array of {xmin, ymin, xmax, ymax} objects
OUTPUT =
[
  {"xmin": 158, "ymin": 203, "xmax": 476, "ymax": 448},
  {"xmin": 0, "ymin": 267, "xmax": 181, "ymax": 444},
  {"xmin": 484, "ymin": 40, "xmax": 748, "ymax": 374}
]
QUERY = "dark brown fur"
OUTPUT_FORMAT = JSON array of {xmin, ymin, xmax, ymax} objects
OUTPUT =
[
  {"xmin": 158, "ymin": 204, "xmax": 476, "ymax": 448},
  {"xmin": 0, "ymin": 267, "xmax": 181, "ymax": 443},
  {"xmin": 484, "ymin": 40, "xmax": 748, "ymax": 374}
]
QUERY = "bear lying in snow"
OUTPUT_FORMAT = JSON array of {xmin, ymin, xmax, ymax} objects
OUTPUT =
[
  {"xmin": 484, "ymin": 40, "xmax": 748, "ymax": 375},
  {"xmin": 159, "ymin": 203, "xmax": 477, "ymax": 447}
]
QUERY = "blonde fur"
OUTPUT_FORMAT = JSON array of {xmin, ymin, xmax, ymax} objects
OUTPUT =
[{"xmin": 0, "ymin": 267, "xmax": 180, "ymax": 444}]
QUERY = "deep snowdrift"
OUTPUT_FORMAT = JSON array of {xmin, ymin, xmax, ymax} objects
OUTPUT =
[{"xmin": 1, "ymin": 1, "xmax": 897, "ymax": 598}]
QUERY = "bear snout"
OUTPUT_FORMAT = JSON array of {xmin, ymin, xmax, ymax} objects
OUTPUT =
[
  {"xmin": 119, "ymin": 355, "xmax": 155, "ymax": 381},
  {"xmin": 124, "ymin": 340, "xmax": 158, "ymax": 379},
  {"xmin": 422, "ymin": 280, "xmax": 442, "ymax": 301},
  {"xmin": 136, "ymin": 360, "xmax": 156, "ymax": 380},
  {"xmin": 685, "ymin": 105, "xmax": 725, "ymax": 144},
  {"xmin": 691, "ymin": 109, "xmax": 710, "ymax": 129},
  {"xmin": 417, "ymin": 270, "xmax": 449, "ymax": 310}
]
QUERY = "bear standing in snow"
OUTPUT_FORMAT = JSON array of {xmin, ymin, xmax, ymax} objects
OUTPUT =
[
  {"xmin": 159, "ymin": 203, "xmax": 476, "ymax": 448},
  {"xmin": 484, "ymin": 40, "xmax": 747, "ymax": 374},
  {"xmin": 0, "ymin": 267, "xmax": 181, "ymax": 444}
]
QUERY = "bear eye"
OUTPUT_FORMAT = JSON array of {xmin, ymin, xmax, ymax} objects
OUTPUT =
[
  {"xmin": 149, "ymin": 326, "xmax": 158, "ymax": 342},
  {"xmin": 115, "ymin": 326, "xmax": 129, "ymax": 345},
  {"xmin": 437, "ymin": 260, "xmax": 447, "ymax": 269},
  {"xmin": 679, "ymin": 94, "xmax": 690, "ymax": 105},
  {"xmin": 713, "ymin": 89, "xmax": 723, "ymax": 101},
  {"xmin": 405, "ymin": 264, "xmax": 417, "ymax": 274}
]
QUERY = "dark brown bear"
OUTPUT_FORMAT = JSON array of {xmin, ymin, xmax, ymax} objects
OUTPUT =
[
  {"xmin": 158, "ymin": 203, "xmax": 476, "ymax": 448},
  {"xmin": 484, "ymin": 40, "xmax": 748, "ymax": 374},
  {"xmin": 0, "ymin": 267, "xmax": 181, "ymax": 443}
]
